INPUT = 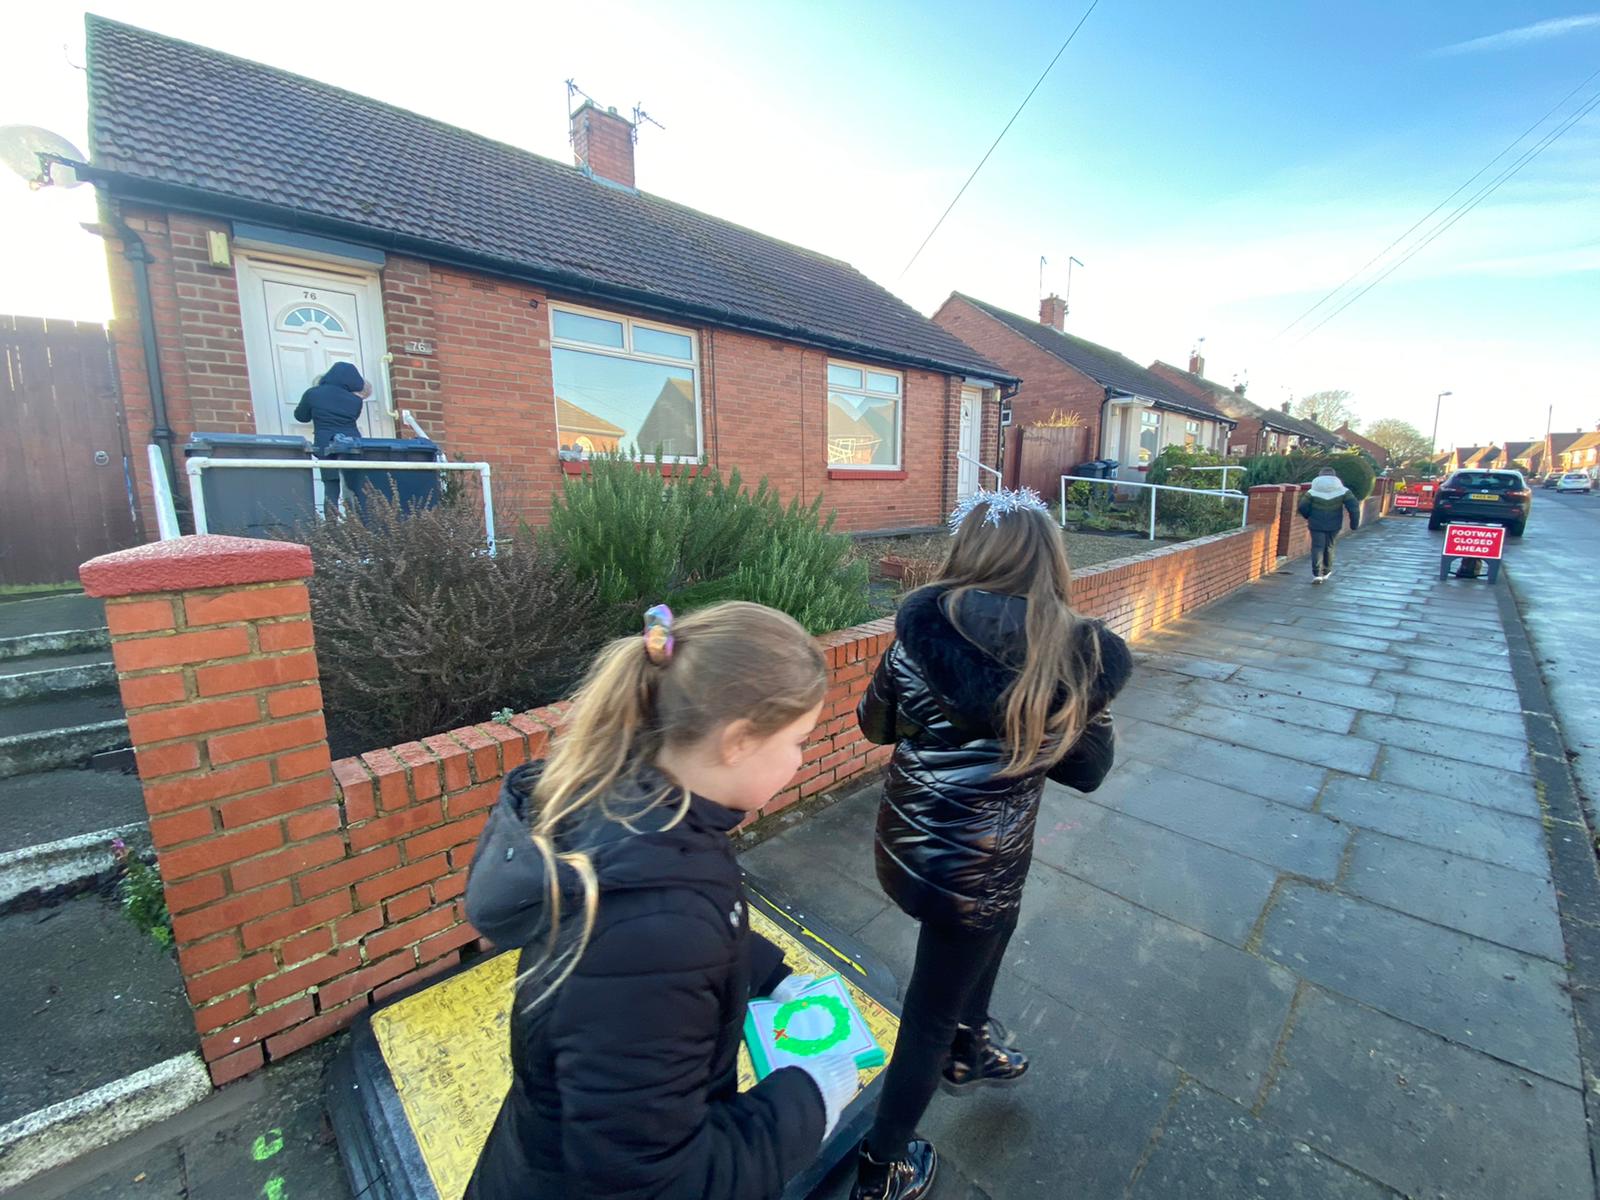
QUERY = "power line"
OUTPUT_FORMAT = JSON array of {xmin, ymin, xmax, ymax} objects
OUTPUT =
[
  {"xmin": 1277, "ymin": 63, "xmax": 1600, "ymax": 339},
  {"xmin": 898, "ymin": 0, "xmax": 1101, "ymax": 279},
  {"xmin": 1296, "ymin": 83, "xmax": 1600, "ymax": 342}
]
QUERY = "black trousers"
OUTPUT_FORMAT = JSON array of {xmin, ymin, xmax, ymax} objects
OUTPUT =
[
  {"xmin": 866, "ymin": 911, "xmax": 1018, "ymax": 1158},
  {"xmin": 1311, "ymin": 529, "xmax": 1338, "ymax": 576}
]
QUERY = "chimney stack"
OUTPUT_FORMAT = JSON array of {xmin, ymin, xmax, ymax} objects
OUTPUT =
[
  {"xmin": 1189, "ymin": 348, "xmax": 1206, "ymax": 376},
  {"xmin": 1040, "ymin": 294, "xmax": 1066, "ymax": 331},
  {"xmin": 571, "ymin": 101, "xmax": 636, "ymax": 189}
]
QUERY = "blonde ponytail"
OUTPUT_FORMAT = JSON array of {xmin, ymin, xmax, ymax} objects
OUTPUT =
[{"xmin": 514, "ymin": 602, "xmax": 826, "ymax": 1010}]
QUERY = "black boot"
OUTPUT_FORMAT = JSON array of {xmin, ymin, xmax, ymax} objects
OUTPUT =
[
  {"xmin": 941, "ymin": 1019, "xmax": 1030, "ymax": 1093},
  {"xmin": 851, "ymin": 1139, "xmax": 938, "ymax": 1200}
]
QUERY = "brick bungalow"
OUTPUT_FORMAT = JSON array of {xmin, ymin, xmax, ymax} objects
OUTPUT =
[
  {"xmin": 1147, "ymin": 357, "xmax": 1343, "ymax": 457},
  {"xmin": 1545, "ymin": 431, "xmax": 1584, "ymax": 477},
  {"xmin": 932, "ymin": 294, "xmax": 1235, "ymax": 480},
  {"xmin": 1556, "ymin": 429, "xmax": 1600, "ymax": 476},
  {"xmin": 81, "ymin": 17, "xmax": 1015, "ymax": 538},
  {"xmin": 1503, "ymin": 440, "xmax": 1542, "ymax": 477},
  {"xmin": 1333, "ymin": 425, "xmax": 1389, "ymax": 469}
]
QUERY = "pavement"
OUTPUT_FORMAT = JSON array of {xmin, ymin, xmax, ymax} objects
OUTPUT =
[
  {"xmin": 742, "ymin": 516, "xmax": 1598, "ymax": 1200},
  {"xmin": 24, "ymin": 514, "xmax": 1600, "ymax": 1200}
]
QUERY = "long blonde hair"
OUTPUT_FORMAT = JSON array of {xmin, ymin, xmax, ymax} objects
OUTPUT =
[
  {"xmin": 517, "ymin": 602, "xmax": 827, "ymax": 1008},
  {"xmin": 936, "ymin": 503, "xmax": 1101, "ymax": 776}
]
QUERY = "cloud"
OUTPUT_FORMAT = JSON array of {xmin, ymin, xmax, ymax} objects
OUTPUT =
[{"xmin": 1433, "ymin": 13, "xmax": 1600, "ymax": 56}]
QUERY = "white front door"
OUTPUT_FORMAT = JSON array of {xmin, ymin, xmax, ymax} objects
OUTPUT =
[
  {"xmin": 957, "ymin": 386, "xmax": 984, "ymax": 499},
  {"xmin": 236, "ymin": 255, "xmax": 394, "ymax": 439}
]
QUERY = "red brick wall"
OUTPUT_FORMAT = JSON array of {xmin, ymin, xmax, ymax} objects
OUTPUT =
[
  {"xmin": 932, "ymin": 296, "xmax": 1107, "ymax": 458},
  {"xmin": 104, "ymin": 203, "xmax": 966, "ymax": 535}
]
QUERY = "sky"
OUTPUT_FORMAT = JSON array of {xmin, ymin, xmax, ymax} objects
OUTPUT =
[{"xmin": 1, "ymin": 0, "xmax": 1596, "ymax": 451}]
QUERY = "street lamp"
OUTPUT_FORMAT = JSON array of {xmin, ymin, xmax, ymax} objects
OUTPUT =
[{"xmin": 1431, "ymin": 391, "xmax": 1453, "ymax": 459}]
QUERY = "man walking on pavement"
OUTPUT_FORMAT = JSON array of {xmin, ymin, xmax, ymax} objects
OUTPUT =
[{"xmin": 1298, "ymin": 467, "xmax": 1361, "ymax": 583}]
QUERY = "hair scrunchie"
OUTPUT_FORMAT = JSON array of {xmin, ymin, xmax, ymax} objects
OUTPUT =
[{"xmin": 643, "ymin": 604, "xmax": 675, "ymax": 666}]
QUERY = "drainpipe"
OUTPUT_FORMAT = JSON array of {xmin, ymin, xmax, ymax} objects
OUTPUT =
[{"xmin": 106, "ymin": 206, "xmax": 182, "ymax": 523}]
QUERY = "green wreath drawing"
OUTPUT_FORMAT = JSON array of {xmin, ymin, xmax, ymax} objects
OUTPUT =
[{"xmin": 771, "ymin": 995, "xmax": 851, "ymax": 1056}]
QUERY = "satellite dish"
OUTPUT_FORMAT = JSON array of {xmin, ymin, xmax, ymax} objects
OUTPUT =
[{"xmin": 0, "ymin": 125, "xmax": 86, "ymax": 188}]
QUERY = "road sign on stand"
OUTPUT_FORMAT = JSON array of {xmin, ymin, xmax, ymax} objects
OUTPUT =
[
  {"xmin": 1439, "ymin": 523, "xmax": 1505, "ymax": 583},
  {"xmin": 1395, "ymin": 493, "xmax": 1420, "ymax": 511}
]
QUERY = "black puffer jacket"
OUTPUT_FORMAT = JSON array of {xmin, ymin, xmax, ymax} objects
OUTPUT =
[
  {"xmin": 292, "ymin": 361, "xmax": 365, "ymax": 450},
  {"xmin": 859, "ymin": 588, "xmax": 1133, "ymax": 932},
  {"xmin": 464, "ymin": 763, "xmax": 824, "ymax": 1200}
]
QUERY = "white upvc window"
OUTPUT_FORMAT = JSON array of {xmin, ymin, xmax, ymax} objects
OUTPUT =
[
  {"xmin": 826, "ymin": 360, "xmax": 902, "ymax": 469},
  {"xmin": 1138, "ymin": 409, "xmax": 1162, "ymax": 465},
  {"xmin": 548, "ymin": 303, "xmax": 702, "ymax": 460}
]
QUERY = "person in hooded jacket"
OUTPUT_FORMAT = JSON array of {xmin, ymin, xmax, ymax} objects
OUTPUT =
[
  {"xmin": 1297, "ymin": 467, "xmax": 1362, "ymax": 583},
  {"xmin": 464, "ymin": 602, "xmax": 860, "ymax": 1200},
  {"xmin": 293, "ymin": 362, "xmax": 370, "ymax": 512},
  {"xmin": 850, "ymin": 487, "xmax": 1133, "ymax": 1200}
]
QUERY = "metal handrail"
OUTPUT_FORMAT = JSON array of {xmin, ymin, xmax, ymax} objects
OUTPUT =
[
  {"xmin": 179, "ymin": 455, "xmax": 497, "ymax": 554},
  {"xmin": 1059, "ymin": 473, "xmax": 1248, "ymax": 541},
  {"xmin": 957, "ymin": 452, "xmax": 1003, "ymax": 485}
]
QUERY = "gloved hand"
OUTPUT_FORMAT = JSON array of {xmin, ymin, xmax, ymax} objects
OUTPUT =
[
  {"xmin": 768, "ymin": 973, "xmax": 819, "ymax": 1004},
  {"xmin": 791, "ymin": 1051, "xmax": 858, "ymax": 1142}
]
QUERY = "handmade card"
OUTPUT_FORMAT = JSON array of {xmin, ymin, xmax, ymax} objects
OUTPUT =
[{"xmin": 744, "ymin": 973, "xmax": 887, "ymax": 1080}]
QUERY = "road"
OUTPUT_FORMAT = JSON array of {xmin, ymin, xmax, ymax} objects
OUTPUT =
[{"xmin": 1503, "ymin": 488, "xmax": 1600, "ymax": 814}]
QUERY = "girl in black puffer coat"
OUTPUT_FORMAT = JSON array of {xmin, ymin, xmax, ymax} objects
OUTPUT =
[
  {"xmin": 464, "ymin": 603, "xmax": 860, "ymax": 1200},
  {"xmin": 850, "ymin": 490, "xmax": 1132, "ymax": 1200}
]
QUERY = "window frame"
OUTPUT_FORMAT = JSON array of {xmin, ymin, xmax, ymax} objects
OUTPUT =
[
  {"xmin": 547, "ymin": 301, "xmax": 703, "ymax": 462},
  {"xmin": 825, "ymin": 357, "xmax": 904, "ymax": 472}
]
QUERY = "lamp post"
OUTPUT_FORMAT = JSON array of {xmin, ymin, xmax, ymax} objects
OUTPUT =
[{"xmin": 1431, "ymin": 391, "xmax": 1453, "ymax": 460}]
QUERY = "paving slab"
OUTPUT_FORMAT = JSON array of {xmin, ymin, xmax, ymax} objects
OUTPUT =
[
  {"xmin": 1388, "ymin": 693, "xmax": 1529, "ymax": 739},
  {"xmin": 1318, "ymin": 775, "xmax": 1548, "ymax": 873},
  {"xmin": 1004, "ymin": 865, "xmax": 1299, "ymax": 1103},
  {"xmin": 1128, "ymin": 1083, "xmax": 1396, "ymax": 1200},
  {"xmin": 1123, "ymin": 672, "xmax": 1360, "ymax": 734},
  {"xmin": 1138, "ymin": 638, "xmax": 1380, "ymax": 686},
  {"xmin": 1376, "ymin": 746, "xmax": 1538, "ymax": 816},
  {"xmin": 1344, "ymin": 831, "xmax": 1565, "ymax": 961},
  {"xmin": 1113, "ymin": 684, "xmax": 1376, "ymax": 780},
  {"xmin": 917, "ymin": 977, "xmax": 1178, "ymax": 1200},
  {"xmin": 1129, "ymin": 650, "xmax": 1240, "ymax": 681},
  {"xmin": 1033, "ymin": 791, "xmax": 1279, "ymax": 947},
  {"xmin": 738, "ymin": 787, "xmax": 891, "ymax": 937},
  {"xmin": 1379, "ymin": 668, "xmax": 1522, "ymax": 707},
  {"xmin": 1116, "ymin": 717, "xmax": 1327, "ymax": 808},
  {"xmin": 1081, "ymin": 762, "xmax": 1348, "ymax": 881},
  {"xmin": 1355, "ymin": 712, "xmax": 1531, "ymax": 773},
  {"xmin": 0, "ymin": 894, "xmax": 197, "ymax": 1126},
  {"xmin": 1260, "ymin": 883, "xmax": 1579, "ymax": 1085},
  {"xmin": 1398, "ymin": 654, "xmax": 1516, "ymax": 688},
  {"xmin": 1228, "ymin": 666, "xmax": 1395, "ymax": 714},
  {"xmin": 1265, "ymin": 986, "xmax": 1591, "ymax": 1200}
]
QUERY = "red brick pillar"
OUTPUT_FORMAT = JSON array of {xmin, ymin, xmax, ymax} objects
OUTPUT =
[
  {"xmin": 80, "ymin": 535, "xmax": 332, "ymax": 1085},
  {"xmin": 1247, "ymin": 486, "xmax": 1285, "ymax": 577}
]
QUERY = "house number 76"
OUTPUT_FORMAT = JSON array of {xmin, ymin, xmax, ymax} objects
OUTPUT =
[{"xmin": 301, "ymin": 290, "xmax": 318, "ymax": 300}]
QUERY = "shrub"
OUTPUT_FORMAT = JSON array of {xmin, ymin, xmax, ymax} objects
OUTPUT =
[
  {"xmin": 295, "ymin": 486, "xmax": 613, "ymax": 756},
  {"xmin": 1325, "ymin": 452, "xmax": 1376, "ymax": 500},
  {"xmin": 1239, "ymin": 450, "xmax": 1374, "ymax": 500},
  {"xmin": 546, "ymin": 456, "xmax": 871, "ymax": 635}
]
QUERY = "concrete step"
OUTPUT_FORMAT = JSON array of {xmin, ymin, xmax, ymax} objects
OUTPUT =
[
  {"xmin": 0, "ymin": 628, "xmax": 111, "ymax": 663},
  {"xmin": 0, "ymin": 651, "xmax": 116, "ymax": 706},
  {"xmin": 0, "ymin": 594, "xmax": 106, "ymax": 641},
  {"xmin": 0, "ymin": 713, "xmax": 130, "ymax": 779},
  {"xmin": 0, "ymin": 768, "xmax": 152, "ymax": 908},
  {"xmin": 0, "ymin": 894, "xmax": 207, "ymax": 1190}
]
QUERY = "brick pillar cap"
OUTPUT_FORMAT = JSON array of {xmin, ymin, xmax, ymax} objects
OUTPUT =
[
  {"xmin": 80, "ymin": 535, "xmax": 312, "ymax": 598},
  {"xmin": 1247, "ymin": 484, "xmax": 1285, "ymax": 495}
]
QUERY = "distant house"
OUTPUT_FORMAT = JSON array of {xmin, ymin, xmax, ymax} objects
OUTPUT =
[
  {"xmin": 1504, "ymin": 440, "xmax": 1542, "ymax": 477},
  {"xmin": 1333, "ymin": 425, "xmax": 1388, "ymax": 468},
  {"xmin": 1557, "ymin": 430, "xmax": 1600, "ymax": 475},
  {"xmin": 81, "ymin": 17, "xmax": 1014, "ymax": 537},
  {"xmin": 1447, "ymin": 446, "xmax": 1486, "ymax": 472},
  {"xmin": 931, "ymin": 295, "xmax": 1235, "ymax": 480},
  {"xmin": 1547, "ymin": 431, "xmax": 1589, "ymax": 476},
  {"xmin": 1147, "ymin": 358, "xmax": 1338, "ymax": 457}
]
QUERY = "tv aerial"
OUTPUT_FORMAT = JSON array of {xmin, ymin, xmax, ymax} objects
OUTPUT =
[{"xmin": 0, "ymin": 125, "xmax": 87, "ymax": 189}]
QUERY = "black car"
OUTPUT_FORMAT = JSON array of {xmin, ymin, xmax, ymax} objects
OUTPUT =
[{"xmin": 1429, "ymin": 469, "xmax": 1531, "ymax": 536}]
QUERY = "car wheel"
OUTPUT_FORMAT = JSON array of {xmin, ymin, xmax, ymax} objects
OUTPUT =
[
  {"xmin": 1509, "ymin": 521, "xmax": 1526, "ymax": 537},
  {"xmin": 1428, "ymin": 513, "xmax": 1443, "ymax": 531}
]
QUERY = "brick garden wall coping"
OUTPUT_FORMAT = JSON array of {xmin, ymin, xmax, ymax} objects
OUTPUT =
[{"xmin": 81, "ymin": 535, "xmax": 312, "ymax": 598}]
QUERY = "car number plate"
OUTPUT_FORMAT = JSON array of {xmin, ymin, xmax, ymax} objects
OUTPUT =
[{"xmin": 1469, "ymin": 492, "xmax": 1500, "ymax": 501}]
